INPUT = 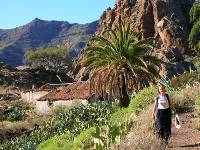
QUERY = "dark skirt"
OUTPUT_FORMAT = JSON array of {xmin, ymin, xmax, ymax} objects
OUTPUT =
[{"xmin": 156, "ymin": 108, "xmax": 172, "ymax": 141}]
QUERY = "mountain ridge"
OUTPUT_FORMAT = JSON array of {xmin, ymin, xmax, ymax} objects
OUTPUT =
[{"xmin": 0, "ymin": 18, "xmax": 98, "ymax": 66}]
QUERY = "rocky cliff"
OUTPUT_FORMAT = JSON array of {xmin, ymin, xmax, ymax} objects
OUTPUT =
[
  {"xmin": 98, "ymin": 0, "xmax": 193, "ymax": 51},
  {"xmin": 0, "ymin": 18, "xmax": 98, "ymax": 67},
  {"xmin": 80, "ymin": 0, "xmax": 195, "ymax": 79}
]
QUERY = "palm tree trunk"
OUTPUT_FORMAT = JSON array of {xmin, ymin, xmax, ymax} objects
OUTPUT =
[{"xmin": 119, "ymin": 75, "xmax": 130, "ymax": 108}]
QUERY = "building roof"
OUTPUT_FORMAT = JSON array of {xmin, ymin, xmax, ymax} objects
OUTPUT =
[{"xmin": 38, "ymin": 81, "xmax": 90, "ymax": 101}]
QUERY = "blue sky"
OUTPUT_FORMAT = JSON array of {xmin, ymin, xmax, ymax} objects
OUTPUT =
[{"xmin": 0, "ymin": 0, "xmax": 115, "ymax": 29}]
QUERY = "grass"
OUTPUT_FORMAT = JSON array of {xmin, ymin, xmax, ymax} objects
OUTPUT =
[
  {"xmin": 0, "ymin": 121, "xmax": 13, "ymax": 127},
  {"xmin": 128, "ymin": 85, "xmax": 157, "ymax": 115},
  {"xmin": 195, "ymin": 97, "xmax": 200, "ymax": 106},
  {"xmin": 194, "ymin": 97, "xmax": 200, "ymax": 131},
  {"xmin": 172, "ymin": 86, "xmax": 200, "ymax": 112},
  {"xmin": 109, "ymin": 85, "xmax": 157, "ymax": 125},
  {"xmin": 195, "ymin": 121, "xmax": 200, "ymax": 131},
  {"xmin": 0, "ymin": 102, "xmax": 31, "ymax": 122},
  {"xmin": 109, "ymin": 108, "xmax": 129, "ymax": 125},
  {"xmin": 37, "ymin": 132, "xmax": 72, "ymax": 150},
  {"xmin": 171, "ymin": 71, "xmax": 200, "ymax": 88},
  {"xmin": 193, "ymin": 107, "xmax": 200, "ymax": 131},
  {"xmin": 37, "ymin": 127, "xmax": 96, "ymax": 150}
]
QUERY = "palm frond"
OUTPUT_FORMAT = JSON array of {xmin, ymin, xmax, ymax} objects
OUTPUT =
[{"xmin": 82, "ymin": 21, "xmax": 165, "ymax": 107}]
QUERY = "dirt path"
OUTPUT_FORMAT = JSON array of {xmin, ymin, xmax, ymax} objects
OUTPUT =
[
  {"xmin": 169, "ymin": 112, "xmax": 200, "ymax": 150},
  {"xmin": 117, "ymin": 106, "xmax": 200, "ymax": 150}
]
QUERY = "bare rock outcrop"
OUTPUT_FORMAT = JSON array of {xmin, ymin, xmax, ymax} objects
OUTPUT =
[
  {"xmin": 76, "ymin": 0, "xmax": 195, "ymax": 79},
  {"xmin": 99, "ymin": 0, "xmax": 196, "ymax": 78},
  {"xmin": 98, "ymin": 0, "xmax": 193, "ymax": 52}
]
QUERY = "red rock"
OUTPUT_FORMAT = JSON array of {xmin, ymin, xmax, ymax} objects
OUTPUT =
[
  {"xmin": 98, "ymin": 0, "xmax": 193, "ymax": 53},
  {"xmin": 75, "ymin": 0, "xmax": 195, "ymax": 80},
  {"xmin": 95, "ymin": 0, "xmax": 195, "ymax": 78}
]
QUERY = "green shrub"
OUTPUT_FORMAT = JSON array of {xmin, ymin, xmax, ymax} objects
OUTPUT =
[
  {"xmin": 189, "ymin": 2, "xmax": 200, "ymax": 53},
  {"xmin": 108, "ymin": 86, "xmax": 157, "ymax": 128},
  {"xmin": 190, "ymin": 2, "xmax": 200, "ymax": 24},
  {"xmin": 38, "ymin": 121, "xmax": 133, "ymax": 150},
  {"xmin": 1, "ymin": 101, "xmax": 117, "ymax": 150},
  {"xmin": 37, "ymin": 132, "xmax": 72, "ymax": 150},
  {"xmin": 73, "ymin": 127, "xmax": 96, "ymax": 149},
  {"xmin": 25, "ymin": 47, "xmax": 72, "ymax": 73},
  {"xmin": 4, "ymin": 103, "xmax": 30, "ymax": 122},
  {"xmin": 109, "ymin": 108, "xmax": 129, "ymax": 125},
  {"xmin": 92, "ymin": 121, "xmax": 133, "ymax": 150},
  {"xmin": 38, "ymin": 127, "xmax": 96, "ymax": 150},
  {"xmin": 195, "ymin": 97, "xmax": 200, "ymax": 106},
  {"xmin": 6, "ymin": 109, "xmax": 24, "ymax": 121},
  {"xmin": 109, "ymin": 86, "xmax": 157, "ymax": 127},
  {"xmin": 189, "ymin": 19, "xmax": 200, "ymax": 53},
  {"xmin": 128, "ymin": 86, "xmax": 157, "ymax": 115}
]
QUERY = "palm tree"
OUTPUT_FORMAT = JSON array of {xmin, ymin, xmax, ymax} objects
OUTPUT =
[{"xmin": 82, "ymin": 22, "xmax": 164, "ymax": 108}]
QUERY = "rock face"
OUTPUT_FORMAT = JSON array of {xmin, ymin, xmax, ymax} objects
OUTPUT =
[
  {"xmin": 96, "ymin": 0, "xmax": 195, "ymax": 78},
  {"xmin": 98, "ymin": 0, "xmax": 192, "ymax": 51},
  {"xmin": 0, "ymin": 18, "xmax": 98, "ymax": 67}
]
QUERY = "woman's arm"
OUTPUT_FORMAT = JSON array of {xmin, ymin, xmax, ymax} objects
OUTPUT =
[
  {"xmin": 169, "ymin": 98, "xmax": 177, "ymax": 114},
  {"xmin": 152, "ymin": 99, "xmax": 158, "ymax": 120}
]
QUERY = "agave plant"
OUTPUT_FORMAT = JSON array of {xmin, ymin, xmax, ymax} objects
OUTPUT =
[{"xmin": 82, "ymin": 22, "xmax": 164, "ymax": 107}]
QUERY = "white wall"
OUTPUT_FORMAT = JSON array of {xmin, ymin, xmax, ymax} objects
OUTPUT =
[
  {"xmin": 35, "ymin": 99, "xmax": 88, "ymax": 115},
  {"xmin": 36, "ymin": 101, "xmax": 51, "ymax": 114},
  {"xmin": 21, "ymin": 91, "xmax": 49, "ymax": 105},
  {"xmin": 21, "ymin": 91, "xmax": 89, "ymax": 115}
]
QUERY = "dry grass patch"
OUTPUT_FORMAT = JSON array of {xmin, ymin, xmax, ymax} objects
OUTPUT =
[
  {"xmin": 192, "ymin": 107, "xmax": 200, "ymax": 131},
  {"xmin": 172, "ymin": 86, "xmax": 200, "ymax": 112},
  {"xmin": 117, "ymin": 105, "xmax": 165, "ymax": 150},
  {"xmin": 6, "ymin": 121, "xmax": 34, "ymax": 130},
  {"xmin": 195, "ymin": 123, "xmax": 200, "ymax": 131},
  {"xmin": 0, "ymin": 121, "xmax": 34, "ymax": 144}
]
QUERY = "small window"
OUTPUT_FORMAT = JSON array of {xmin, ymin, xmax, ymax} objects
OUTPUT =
[{"xmin": 47, "ymin": 100, "xmax": 53, "ymax": 107}]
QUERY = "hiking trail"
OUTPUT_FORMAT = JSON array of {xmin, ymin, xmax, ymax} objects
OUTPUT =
[
  {"xmin": 169, "ymin": 112, "xmax": 200, "ymax": 150},
  {"xmin": 117, "ymin": 105, "xmax": 200, "ymax": 150}
]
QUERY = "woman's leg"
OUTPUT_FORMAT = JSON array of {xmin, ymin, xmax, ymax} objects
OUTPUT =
[
  {"xmin": 156, "ymin": 109, "xmax": 172, "ymax": 147},
  {"xmin": 162, "ymin": 108, "xmax": 172, "ymax": 146},
  {"xmin": 156, "ymin": 109, "xmax": 164, "ymax": 140}
]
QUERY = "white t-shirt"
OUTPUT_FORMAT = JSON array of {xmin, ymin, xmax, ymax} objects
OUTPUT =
[{"xmin": 156, "ymin": 94, "xmax": 170, "ymax": 109}]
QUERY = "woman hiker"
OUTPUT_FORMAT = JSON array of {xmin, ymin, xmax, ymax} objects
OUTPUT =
[{"xmin": 152, "ymin": 84, "xmax": 177, "ymax": 146}]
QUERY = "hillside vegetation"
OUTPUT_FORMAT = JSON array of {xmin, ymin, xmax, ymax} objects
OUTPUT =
[{"xmin": 189, "ymin": 1, "xmax": 200, "ymax": 53}]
